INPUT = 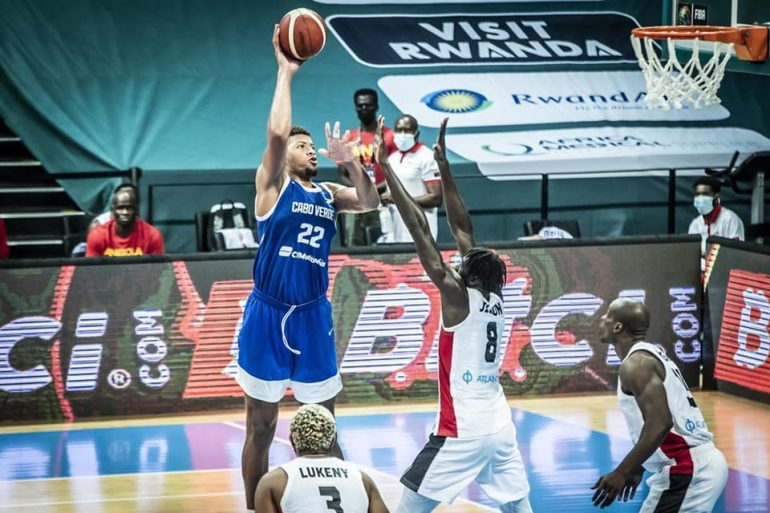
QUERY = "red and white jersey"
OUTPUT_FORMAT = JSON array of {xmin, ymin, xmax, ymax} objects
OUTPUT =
[
  {"xmin": 434, "ymin": 287, "xmax": 512, "ymax": 438},
  {"xmin": 618, "ymin": 342, "xmax": 714, "ymax": 473},
  {"xmin": 279, "ymin": 456, "xmax": 369, "ymax": 513}
]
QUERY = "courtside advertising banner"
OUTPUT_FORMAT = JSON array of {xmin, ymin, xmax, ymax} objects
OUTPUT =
[
  {"xmin": 0, "ymin": 240, "xmax": 701, "ymax": 421},
  {"xmin": 378, "ymin": 71, "xmax": 729, "ymax": 127},
  {"xmin": 705, "ymin": 240, "xmax": 770, "ymax": 404},
  {"xmin": 326, "ymin": 12, "xmax": 639, "ymax": 67},
  {"xmin": 446, "ymin": 127, "xmax": 770, "ymax": 178}
]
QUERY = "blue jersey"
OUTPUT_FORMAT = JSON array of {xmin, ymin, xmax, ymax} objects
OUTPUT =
[{"xmin": 253, "ymin": 178, "xmax": 337, "ymax": 304}]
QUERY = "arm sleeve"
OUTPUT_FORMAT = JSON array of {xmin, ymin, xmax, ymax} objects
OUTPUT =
[
  {"xmin": 687, "ymin": 218, "xmax": 699, "ymax": 235},
  {"xmin": 85, "ymin": 229, "xmax": 104, "ymax": 257},
  {"xmin": 422, "ymin": 152, "xmax": 441, "ymax": 183},
  {"xmin": 729, "ymin": 214, "xmax": 745, "ymax": 240},
  {"xmin": 149, "ymin": 227, "xmax": 165, "ymax": 255}
]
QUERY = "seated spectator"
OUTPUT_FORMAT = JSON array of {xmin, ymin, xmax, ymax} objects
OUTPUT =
[
  {"xmin": 86, "ymin": 184, "xmax": 164, "ymax": 257},
  {"xmin": 688, "ymin": 176, "xmax": 744, "ymax": 256},
  {"xmin": 0, "ymin": 218, "xmax": 8, "ymax": 259}
]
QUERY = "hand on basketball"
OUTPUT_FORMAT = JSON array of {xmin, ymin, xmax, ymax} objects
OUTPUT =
[
  {"xmin": 591, "ymin": 469, "xmax": 639, "ymax": 508},
  {"xmin": 272, "ymin": 25, "xmax": 301, "ymax": 73},
  {"xmin": 318, "ymin": 121, "xmax": 356, "ymax": 165},
  {"xmin": 373, "ymin": 116, "xmax": 389, "ymax": 165},
  {"xmin": 433, "ymin": 117, "xmax": 449, "ymax": 166}
]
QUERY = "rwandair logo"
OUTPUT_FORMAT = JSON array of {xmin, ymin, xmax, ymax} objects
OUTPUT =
[{"xmin": 421, "ymin": 89, "xmax": 492, "ymax": 113}]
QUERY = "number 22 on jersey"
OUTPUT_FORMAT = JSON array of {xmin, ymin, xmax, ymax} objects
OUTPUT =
[{"xmin": 298, "ymin": 223, "xmax": 325, "ymax": 248}]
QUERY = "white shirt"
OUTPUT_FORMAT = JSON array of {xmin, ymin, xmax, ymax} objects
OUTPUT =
[
  {"xmin": 279, "ymin": 456, "xmax": 369, "ymax": 513},
  {"xmin": 618, "ymin": 342, "xmax": 713, "ymax": 473},
  {"xmin": 382, "ymin": 143, "xmax": 441, "ymax": 243},
  {"xmin": 688, "ymin": 205, "xmax": 744, "ymax": 255},
  {"xmin": 434, "ymin": 287, "xmax": 512, "ymax": 438}
]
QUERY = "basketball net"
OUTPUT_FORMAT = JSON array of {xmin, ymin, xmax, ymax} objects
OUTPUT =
[{"xmin": 631, "ymin": 36, "xmax": 733, "ymax": 110}]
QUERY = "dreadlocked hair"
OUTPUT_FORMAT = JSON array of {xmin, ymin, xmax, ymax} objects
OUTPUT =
[{"xmin": 463, "ymin": 247, "xmax": 507, "ymax": 296}]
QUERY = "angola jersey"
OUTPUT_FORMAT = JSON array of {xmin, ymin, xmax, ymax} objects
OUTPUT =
[
  {"xmin": 435, "ymin": 287, "xmax": 512, "ymax": 438},
  {"xmin": 279, "ymin": 456, "xmax": 369, "ymax": 513},
  {"xmin": 618, "ymin": 341, "xmax": 714, "ymax": 473},
  {"xmin": 253, "ymin": 178, "xmax": 337, "ymax": 304}
]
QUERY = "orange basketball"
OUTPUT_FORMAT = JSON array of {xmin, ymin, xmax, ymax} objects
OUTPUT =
[{"xmin": 278, "ymin": 8, "xmax": 326, "ymax": 60}]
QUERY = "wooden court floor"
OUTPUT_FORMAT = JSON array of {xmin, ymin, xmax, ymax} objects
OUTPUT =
[{"xmin": 0, "ymin": 391, "xmax": 768, "ymax": 513}]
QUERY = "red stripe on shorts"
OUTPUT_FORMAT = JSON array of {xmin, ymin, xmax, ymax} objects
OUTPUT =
[{"xmin": 660, "ymin": 432, "xmax": 694, "ymax": 475}]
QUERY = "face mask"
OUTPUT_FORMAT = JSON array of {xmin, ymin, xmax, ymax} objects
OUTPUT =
[
  {"xmin": 693, "ymin": 195, "xmax": 715, "ymax": 216},
  {"xmin": 394, "ymin": 133, "xmax": 416, "ymax": 152}
]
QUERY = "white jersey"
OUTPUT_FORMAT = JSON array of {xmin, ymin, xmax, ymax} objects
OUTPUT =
[
  {"xmin": 434, "ymin": 287, "xmax": 512, "ymax": 438},
  {"xmin": 384, "ymin": 143, "xmax": 441, "ymax": 243},
  {"xmin": 279, "ymin": 456, "xmax": 369, "ymax": 513},
  {"xmin": 618, "ymin": 342, "xmax": 713, "ymax": 473}
]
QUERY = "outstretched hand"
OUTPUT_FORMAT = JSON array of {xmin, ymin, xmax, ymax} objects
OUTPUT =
[
  {"xmin": 272, "ymin": 24, "xmax": 301, "ymax": 74},
  {"xmin": 433, "ymin": 117, "xmax": 449, "ymax": 166},
  {"xmin": 373, "ymin": 116, "xmax": 389, "ymax": 165},
  {"xmin": 318, "ymin": 121, "xmax": 356, "ymax": 164}
]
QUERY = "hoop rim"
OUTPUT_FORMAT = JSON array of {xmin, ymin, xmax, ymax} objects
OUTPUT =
[{"xmin": 631, "ymin": 25, "xmax": 743, "ymax": 42}]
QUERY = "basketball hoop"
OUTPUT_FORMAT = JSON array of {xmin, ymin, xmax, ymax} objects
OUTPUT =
[{"xmin": 631, "ymin": 25, "xmax": 768, "ymax": 110}]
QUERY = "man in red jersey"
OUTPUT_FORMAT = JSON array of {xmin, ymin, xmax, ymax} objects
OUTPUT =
[
  {"xmin": 86, "ymin": 183, "xmax": 164, "ymax": 257},
  {"xmin": 337, "ymin": 88, "xmax": 397, "ymax": 246}
]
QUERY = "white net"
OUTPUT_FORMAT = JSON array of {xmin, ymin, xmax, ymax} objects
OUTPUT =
[{"xmin": 631, "ymin": 35, "xmax": 734, "ymax": 109}]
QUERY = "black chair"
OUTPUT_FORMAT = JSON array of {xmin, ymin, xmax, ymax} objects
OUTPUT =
[
  {"xmin": 194, "ymin": 211, "xmax": 211, "ymax": 252},
  {"xmin": 747, "ymin": 222, "xmax": 770, "ymax": 244},
  {"xmin": 523, "ymin": 219, "xmax": 581, "ymax": 238},
  {"xmin": 62, "ymin": 214, "xmax": 94, "ymax": 256},
  {"xmin": 707, "ymin": 151, "xmax": 769, "ymax": 243}
]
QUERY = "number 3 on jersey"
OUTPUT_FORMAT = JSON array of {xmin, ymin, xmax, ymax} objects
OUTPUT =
[
  {"xmin": 319, "ymin": 486, "xmax": 343, "ymax": 512},
  {"xmin": 298, "ymin": 223, "xmax": 325, "ymax": 248}
]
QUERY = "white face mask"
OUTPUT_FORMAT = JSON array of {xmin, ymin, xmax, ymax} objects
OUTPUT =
[
  {"xmin": 693, "ymin": 195, "xmax": 715, "ymax": 216},
  {"xmin": 394, "ymin": 132, "xmax": 416, "ymax": 152}
]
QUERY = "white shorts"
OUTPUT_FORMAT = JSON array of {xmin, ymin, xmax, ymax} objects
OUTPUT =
[
  {"xmin": 400, "ymin": 422, "xmax": 530, "ymax": 504},
  {"xmin": 641, "ymin": 443, "xmax": 728, "ymax": 513},
  {"xmin": 236, "ymin": 367, "xmax": 342, "ymax": 404}
]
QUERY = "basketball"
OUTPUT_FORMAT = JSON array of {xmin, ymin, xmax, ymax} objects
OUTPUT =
[{"xmin": 278, "ymin": 8, "xmax": 326, "ymax": 61}]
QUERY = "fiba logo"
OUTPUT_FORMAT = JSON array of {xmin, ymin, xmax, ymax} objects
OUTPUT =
[{"xmin": 421, "ymin": 89, "xmax": 492, "ymax": 113}]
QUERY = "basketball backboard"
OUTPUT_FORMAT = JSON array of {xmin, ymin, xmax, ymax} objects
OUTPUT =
[{"xmin": 664, "ymin": 0, "xmax": 770, "ymax": 74}]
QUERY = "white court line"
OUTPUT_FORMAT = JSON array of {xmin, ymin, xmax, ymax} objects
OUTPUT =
[
  {"xmin": 0, "ymin": 491, "xmax": 241, "ymax": 508},
  {"xmin": 0, "ymin": 466, "xmax": 240, "ymax": 484}
]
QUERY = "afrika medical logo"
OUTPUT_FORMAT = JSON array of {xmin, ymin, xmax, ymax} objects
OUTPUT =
[{"xmin": 421, "ymin": 89, "xmax": 492, "ymax": 113}]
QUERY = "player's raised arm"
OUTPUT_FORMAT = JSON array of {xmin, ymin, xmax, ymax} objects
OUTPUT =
[
  {"xmin": 319, "ymin": 121, "xmax": 379, "ymax": 213},
  {"xmin": 255, "ymin": 25, "xmax": 301, "ymax": 218},
  {"xmin": 433, "ymin": 118, "xmax": 474, "ymax": 255},
  {"xmin": 376, "ymin": 116, "xmax": 467, "ymax": 321}
]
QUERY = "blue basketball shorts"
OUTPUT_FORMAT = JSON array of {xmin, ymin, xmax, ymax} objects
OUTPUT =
[{"xmin": 236, "ymin": 288, "xmax": 341, "ymax": 403}]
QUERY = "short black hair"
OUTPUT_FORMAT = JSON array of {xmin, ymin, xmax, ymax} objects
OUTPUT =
[
  {"xmin": 464, "ymin": 247, "xmax": 507, "ymax": 296},
  {"xmin": 113, "ymin": 182, "xmax": 138, "ymax": 202},
  {"xmin": 289, "ymin": 125, "xmax": 311, "ymax": 138},
  {"xmin": 354, "ymin": 88, "xmax": 378, "ymax": 102},
  {"xmin": 693, "ymin": 176, "xmax": 721, "ymax": 194}
]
